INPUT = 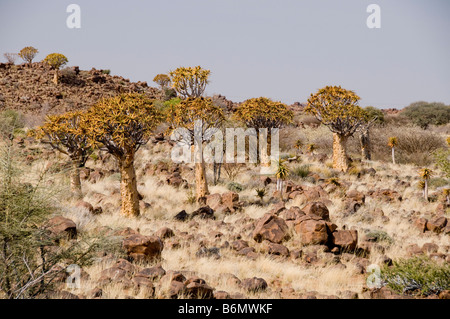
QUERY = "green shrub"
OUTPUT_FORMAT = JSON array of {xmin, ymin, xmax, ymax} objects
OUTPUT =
[
  {"xmin": 365, "ymin": 230, "xmax": 394, "ymax": 244},
  {"xmin": 402, "ymin": 101, "xmax": 450, "ymax": 129},
  {"xmin": 291, "ymin": 165, "xmax": 310, "ymax": 179},
  {"xmin": 381, "ymin": 257, "xmax": 450, "ymax": 296},
  {"xmin": 363, "ymin": 106, "xmax": 385, "ymax": 124},
  {"xmin": 101, "ymin": 69, "xmax": 111, "ymax": 75},
  {"xmin": 227, "ymin": 182, "xmax": 244, "ymax": 193},
  {"xmin": 434, "ymin": 148, "xmax": 450, "ymax": 178}
]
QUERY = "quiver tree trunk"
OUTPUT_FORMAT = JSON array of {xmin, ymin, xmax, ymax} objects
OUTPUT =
[
  {"xmin": 424, "ymin": 179, "xmax": 429, "ymax": 202},
  {"xmin": 195, "ymin": 161, "xmax": 209, "ymax": 200},
  {"xmin": 259, "ymin": 129, "xmax": 273, "ymax": 175},
  {"xmin": 119, "ymin": 153, "xmax": 140, "ymax": 217},
  {"xmin": 359, "ymin": 128, "xmax": 371, "ymax": 161},
  {"xmin": 332, "ymin": 133, "xmax": 349, "ymax": 172},
  {"xmin": 391, "ymin": 147, "xmax": 396, "ymax": 165},
  {"xmin": 70, "ymin": 159, "xmax": 82, "ymax": 198},
  {"xmin": 194, "ymin": 140, "xmax": 209, "ymax": 200},
  {"xmin": 53, "ymin": 70, "xmax": 59, "ymax": 85}
]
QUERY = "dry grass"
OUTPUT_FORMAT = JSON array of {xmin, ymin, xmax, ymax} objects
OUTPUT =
[{"xmin": 12, "ymin": 120, "xmax": 450, "ymax": 299}]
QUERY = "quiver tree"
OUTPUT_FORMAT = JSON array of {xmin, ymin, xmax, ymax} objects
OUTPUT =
[
  {"xmin": 233, "ymin": 97, "xmax": 293, "ymax": 171},
  {"xmin": 18, "ymin": 46, "xmax": 38, "ymax": 65},
  {"xmin": 358, "ymin": 106, "xmax": 384, "ymax": 161},
  {"xmin": 167, "ymin": 97, "xmax": 225, "ymax": 200},
  {"xmin": 388, "ymin": 137, "xmax": 398, "ymax": 165},
  {"xmin": 276, "ymin": 159, "xmax": 289, "ymax": 199},
  {"xmin": 28, "ymin": 112, "xmax": 92, "ymax": 198},
  {"xmin": 153, "ymin": 74, "xmax": 172, "ymax": 100},
  {"xmin": 419, "ymin": 168, "xmax": 433, "ymax": 202},
  {"xmin": 43, "ymin": 53, "xmax": 68, "ymax": 85},
  {"xmin": 80, "ymin": 93, "xmax": 163, "ymax": 217},
  {"xmin": 169, "ymin": 66, "xmax": 210, "ymax": 98},
  {"xmin": 305, "ymin": 86, "xmax": 365, "ymax": 172}
]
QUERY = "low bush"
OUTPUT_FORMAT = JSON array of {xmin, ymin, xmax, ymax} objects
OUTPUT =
[
  {"xmin": 402, "ymin": 101, "xmax": 450, "ymax": 129},
  {"xmin": 381, "ymin": 257, "xmax": 450, "ymax": 296}
]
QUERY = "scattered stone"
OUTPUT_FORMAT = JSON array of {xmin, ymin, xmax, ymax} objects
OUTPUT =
[
  {"xmin": 46, "ymin": 216, "xmax": 77, "ymax": 239},
  {"xmin": 426, "ymin": 217, "xmax": 447, "ymax": 233},
  {"xmin": 191, "ymin": 206, "xmax": 215, "ymax": 219},
  {"xmin": 241, "ymin": 277, "xmax": 268, "ymax": 293},
  {"xmin": 174, "ymin": 210, "xmax": 189, "ymax": 221},
  {"xmin": 122, "ymin": 234, "xmax": 164, "ymax": 262},
  {"xmin": 156, "ymin": 227, "xmax": 175, "ymax": 239}
]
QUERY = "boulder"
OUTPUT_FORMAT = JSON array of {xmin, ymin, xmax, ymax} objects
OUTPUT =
[
  {"xmin": 265, "ymin": 242, "xmax": 290, "ymax": 257},
  {"xmin": 302, "ymin": 202, "xmax": 330, "ymax": 221},
  {"xmin": 241, "ymin": 277, "xmax": 268, "ymax": 293},
  {"xmin": 191, "ymin": 206, "xmax": 215, "ymax": 219},
  {"xmin": 426, "ymin": 217, "xmax": 447, "ymax": 233},
  {"xmin": 122, "ymin": 234, "xmax": 164, "ymax": 262},
  {"xmin": 252, "ymin": 213, "xmax": 290, "ymax": 244},
  {"xmin": 330, "ymin": 230, "xmax": 358, "ymax": 251},
  {"xmin": 156, "ymin": 227, "xmax": 174, "ymax": 239},
  {"xmin": 135, "ymin": 265, "xmax": 166, "ymax": 280},
  {"xmin": 174, "ymin": 210, "xmax": 189, "ymax": 221},
  {"xmin": 414, "ymin": 217, "xmax": 428, "ymax": 233},
  {"xmin": 294, "ymin": 215, "xmax": 329, "ymax": 245},
  {"xmin": 184, "ymin": 277, "xmax": 214, "ymax": 299},
  {"xmin": 46, "ymin": 216, "xmax": 77, "ymax": 239},
  {"xmin": 280, "ymin": 206, "xmax": 305, "ymax": 221},
  {"xmin": 221, "ymin": 192, "xmax": 240, "ymax": 212}
]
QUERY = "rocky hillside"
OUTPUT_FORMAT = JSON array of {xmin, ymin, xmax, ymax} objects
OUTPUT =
[{"xmin": 0, "ymin": 62, "xmax": 160, "ymax": 125}]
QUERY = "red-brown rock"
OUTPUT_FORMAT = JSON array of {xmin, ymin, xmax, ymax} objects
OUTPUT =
[
  {"xmin": 252, "ymin": 213, "xmax": 290, "ymax": 244},
  {"xmin": 122, "ymin": 234, "xmax": 164, "ymax": 262}
]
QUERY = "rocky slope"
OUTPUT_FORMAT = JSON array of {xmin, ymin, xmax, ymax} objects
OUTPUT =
[{"xmin": 0, "ymin": 62, "xmax": 160, "ymax": 125}]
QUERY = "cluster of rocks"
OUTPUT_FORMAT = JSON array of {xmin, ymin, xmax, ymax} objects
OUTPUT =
[
  {"xmin": 252, "ymin": 201, "xmax": 359, "ymax": 254},
  {"xmin": 415, "ymin": 216, "xmax": 449, "ymax": 235}
]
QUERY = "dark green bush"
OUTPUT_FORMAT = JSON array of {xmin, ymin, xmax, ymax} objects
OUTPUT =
[
  {"xmin": 363, "ymin": 106, "xmax": 385, "ymax": 124},
  {"xmin": 402, "ymin": 101, "xmax": 450, "ymax": 129},
  {"xmin": 227, "ymin": 182, "xmax": 244, "ymax": 193}
]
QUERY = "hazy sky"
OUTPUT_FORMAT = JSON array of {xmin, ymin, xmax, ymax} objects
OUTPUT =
[{"xmin": 1, "ymin": 0, "xmax": 449, "ymax": 108}]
